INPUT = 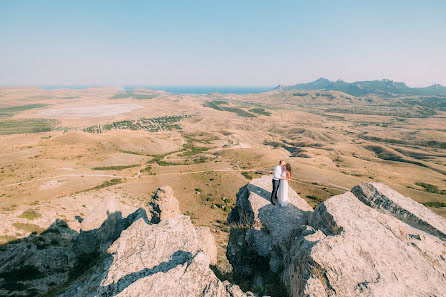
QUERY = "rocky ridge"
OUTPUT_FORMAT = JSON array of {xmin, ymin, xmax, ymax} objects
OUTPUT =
[
  {"xmin": 2, "ymin": 176, "xmax": 445, "ymax": 297},
  {"xmin": 0, "ymin": 186, "xmax": 252, "ymax": 297},
  {"xmin": 227, "ymin": 175, "xmax": 446, "ymax": 296}
]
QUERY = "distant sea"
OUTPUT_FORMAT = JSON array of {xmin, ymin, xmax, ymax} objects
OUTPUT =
[
  {"xmin": 39, "ymin": 85, "xmax": 273, "ymax": 94},
  {"xmin": 123, "ymin": 86, "xmax": 273, "ymax": 94}
]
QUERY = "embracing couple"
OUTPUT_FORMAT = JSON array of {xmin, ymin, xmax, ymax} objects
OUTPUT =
[{"xmin": 270, "ymin": 160, "xmax": 292, "ymax": 207}]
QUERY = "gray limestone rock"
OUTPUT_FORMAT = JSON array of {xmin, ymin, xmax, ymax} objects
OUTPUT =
[
  {"xmin": 148, "ymin": 185, "xmax": 181, "ymax": 224},
  {"xmin": 227, "ymin": 176, "xmax": 446, "ymax": 297},
  {"xmin": 61, "ymin": 216, "xmax": 253, "ymax": 297}
]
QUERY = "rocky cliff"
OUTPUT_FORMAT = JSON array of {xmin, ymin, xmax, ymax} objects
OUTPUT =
[
  {"xmin": 2, "ymin": 177, "xmax": 445, "ymax": 297},
  {"xmin": 0, "ymin": 186, "xmax": 252, "ymax": 297},
  {"xmin": 227, "ymin": 175, "xmax": 446, "ymax": 296}
]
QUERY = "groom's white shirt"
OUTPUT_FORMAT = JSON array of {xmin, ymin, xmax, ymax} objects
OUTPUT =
[{"xmin": 273, "ymin": 165, "xmax": 282, "ymax": 180}]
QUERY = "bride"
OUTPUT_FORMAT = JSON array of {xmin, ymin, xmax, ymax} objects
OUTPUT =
[{"xmin": 278, "ymin": 163, "xmax": 291, "ymax": 207}]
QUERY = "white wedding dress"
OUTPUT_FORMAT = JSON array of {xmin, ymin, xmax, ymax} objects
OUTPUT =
[{"xmin": 277, "ymin": 171, "xmax": 289, "ymax": 207}]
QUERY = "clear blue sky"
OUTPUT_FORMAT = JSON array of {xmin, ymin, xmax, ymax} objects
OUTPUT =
[{"xmin": 1, "ymin": 0, "xmax": 445, "ymax": 86}]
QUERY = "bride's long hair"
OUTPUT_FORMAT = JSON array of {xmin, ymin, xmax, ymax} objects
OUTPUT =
[{"xmin": 286, "ymin": 163, "xmax": 292, "ymax": 178}]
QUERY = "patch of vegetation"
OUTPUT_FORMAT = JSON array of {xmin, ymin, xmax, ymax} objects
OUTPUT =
[
  {"xmin": 212, "ymin": 100, "xmax": 228, "ymax": 104},
  {"xmin": 325, "ymin": 105, "xmax": 436, "ymax": 118},
  {"xmin": 241, "ymin": 172, "xmax": 253, "ymax": 180},
  {"xmin": 306, "ymin": 195, "xmax": 324, "ymax": 205},
  {"xmin": 0, "ymin": 265, "xmax": 44, "ymax": 292},
  {"xmin": 264, "ymin": 141, "xmax": 306, "ymax": 157},
  {"xmin": 156, "ymin": 159, "xmax": 185, "ymax": 166},
  {"xmin": 0, "ymin": 119, "xmax": 56, "ymax": 135},
  {"xmin": 364, "ymin": 145, "xmax": 428, "ymax": 168},
  {"xmin": 2, "ymin": 204, "xmax": 17, "ymax": 212},
  {"xmin": 0, "ymin": 103, "xmax": 47, "ymax": 117},
  {"xmin": 91, "ymin": 179, "xmax": 122, "ymax": 190},
  {"xmin": 203, "ymin": 101, "xmax": 256, "ymax": 117},
  {"xmin": 18, "ymin": 209, "xmax": 42, "ymax": 220},
  {"xmin": 221, "ymin": 106, "xmax": 256, "ymax": 117},
  {"xmin": 248, "ymin": 108, "xmax": 271, "ymax": 116},
  {"xmin": 131, "ymin": 94, "xmax": 157, "ymax": 99},
  {"xmin": 183, "ymin": 132, "xmax": 219, "ymax": 144},
  {"xmin": 180, "ymin": 144, "xmax": 210, "ymax": 157},
  {"xmin": 360, "ymin": 134, "xmax": 446, "ymax": 149},
  {"xmin": 421, "ymin": 201, "xmax": 446, "ymax": 208},
  {"xmin": 58, "ymin": 96, "xmax": 79, "ymax": 99},
  {"xmin": 403, "ymin": 96, "xmax": 446, "ymax": 111},
  {"xmin": 141, "ymin": 165, "xmax": 152, "ymax": 173},
  {"xmin": 192, "ymin": 156, "xmax": 208, "ymax": 164},
  {"xmin": 203, "ymin": 100, "xmax": 225, "ymax": 110},
  {"xmin": 83, "ymin": 115, "xmax": 189, "ymax": 133},
  {"xmin": 393, "ymin": 148, "xmax": 433, "ymax": 160},
  {"xmin": 146, "ymin": 133, "xmax": 214, "ymax": 167},
  {"xmin": 110, "ymin": 92, "xmax": 131, "ymax": 99},
  {"xmin": 148, "ymin": 150, "xmax": 185, "ymax": 166},
  {"xmin": 110, "ymin": 91, "xmax": 157, "ymax": 100},
  {"xmin": 12, "ymin": 222, "xmax": 45, "ymax": 234},
  {"xmin": 416, "ymin": 182, "xmax": 446, "ymax": 195},
  {"xmin": 92, "ymin": 164, "xmax": 139, "ymax": 171},
  {"xmin": 77, "ymin": 179, "xmax": 123, "ymax": 194}
]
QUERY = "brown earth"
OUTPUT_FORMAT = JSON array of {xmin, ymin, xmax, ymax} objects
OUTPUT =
[{"xmin": 1, "ymin": 86, "xmax": 445, "ymax": 266}]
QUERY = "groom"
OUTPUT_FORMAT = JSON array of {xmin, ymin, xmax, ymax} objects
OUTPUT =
[{"xmin": 270, "ymin": 160, "xmax": 285, "ymax": 205}]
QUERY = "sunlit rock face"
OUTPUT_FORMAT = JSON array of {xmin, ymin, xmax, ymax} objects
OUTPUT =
[{"xmin": 227, "ymin": 176, "xmax": 446, "ymax": 297}]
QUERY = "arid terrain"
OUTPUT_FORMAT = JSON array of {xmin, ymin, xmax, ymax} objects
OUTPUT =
[{"xmin": 1, "ymin": 85, "xmax": 445, "ymax": 270}]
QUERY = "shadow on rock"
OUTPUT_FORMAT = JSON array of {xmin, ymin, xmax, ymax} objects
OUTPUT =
[
  {"xmin": 0, "ymin": 207, "xmax": 149, "ymax": 297},
  {"xmin": 99, "ymin": 250, "xmax": 194, "ymax": 295}
]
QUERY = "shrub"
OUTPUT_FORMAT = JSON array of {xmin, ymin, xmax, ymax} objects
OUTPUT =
[
  {"xmin": 92, "ymin": 164, "xmax": 138, "ymax": 171},
  {"xmin": 18, "ymin": 209, "xmax": 41, "ymax": 220},
  {"xmin": 241, "ymin": 172, "xmax": 253, "ymax": 180}
]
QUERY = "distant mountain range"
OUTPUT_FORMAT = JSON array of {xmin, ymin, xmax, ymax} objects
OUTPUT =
[{"xmin": 275, "ymin": 78, "xmax": 446, "ymax": 97}]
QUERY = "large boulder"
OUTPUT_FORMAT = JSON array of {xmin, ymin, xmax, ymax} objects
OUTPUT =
[
  {"xmin": 227, "ymin": 176, "xmax": 446, "ymax": 296},
  {"xmin": 62, "ymin": 215, "xmax": 254, "ymax": 297}
]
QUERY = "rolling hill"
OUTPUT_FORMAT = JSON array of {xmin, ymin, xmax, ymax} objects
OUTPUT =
[{"xmin": 276, "ymin": 78, "xmax": 446, "ymax": 97}]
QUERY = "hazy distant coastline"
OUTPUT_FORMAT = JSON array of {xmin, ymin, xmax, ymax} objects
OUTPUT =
[{"xmin": 36, "ymin": 85, "xmax": 273, "ymax": 94}]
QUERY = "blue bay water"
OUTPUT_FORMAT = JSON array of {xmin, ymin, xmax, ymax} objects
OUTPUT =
[
  {"xmin": 39, "ymin": 85, "xmax": 273, "ymax": 94},
  {"xmin": 123, "ymin": 86, "xmax": 273, "ymax": 94}
]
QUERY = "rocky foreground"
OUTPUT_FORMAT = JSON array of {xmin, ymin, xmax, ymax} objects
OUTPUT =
[
  {"xmin": 0, "ymin": 186, "xmax": 253, "ymax": 297},
  {"xmin": 0, "ymin": 177, "xmax": 445, "ymax": 297},
  {"xmin": 227, "ymin": 176, "xmax": 446, "ymax": 296}
]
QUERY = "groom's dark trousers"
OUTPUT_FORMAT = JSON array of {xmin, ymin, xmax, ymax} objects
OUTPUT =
[{"xmin": 271, "ymin": 179, "xmax": 280, "ymax": 201}]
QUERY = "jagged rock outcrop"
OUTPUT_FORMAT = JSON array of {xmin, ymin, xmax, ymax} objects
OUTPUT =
[
  {"xmin": 148, "ymin": 185, "xmax": 181, "ymax": 223},
  {"xmin": 227, "ymin": 175, "xmax": 313, "ymax": 281},
  {"xmin": 73, "ymin": 197, "xmax": 147, "ymax": 255},
  {"xmin": 62, "ymin": 215, "xmax": 253, "ymax": 297},
  {"xmin": 227, "ymin": 176, "xmax": 446, "ymax": 297},
  {"xmin": 1, "ymin": 186, "xmax": 245, "ymax": 297}
]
